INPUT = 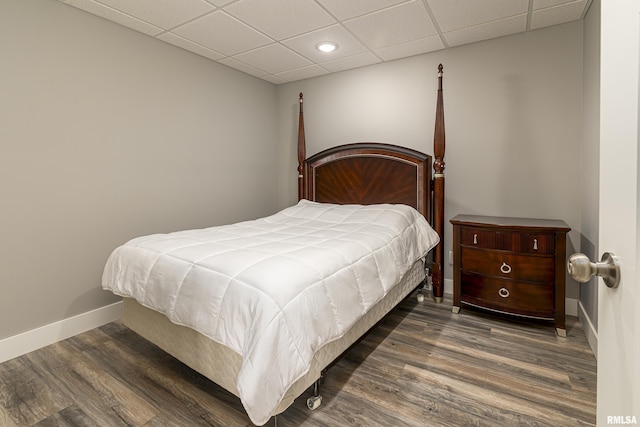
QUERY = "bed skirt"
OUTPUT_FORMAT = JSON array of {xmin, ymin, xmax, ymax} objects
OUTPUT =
[{"xmin": 121, "ymin": 258, "xmax": 425, "ymax": 417}]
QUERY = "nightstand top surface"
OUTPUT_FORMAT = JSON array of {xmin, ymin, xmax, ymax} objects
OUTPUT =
[{"xmin": 450, "ymin": 214, "xmax": 570, "ymax": 232}]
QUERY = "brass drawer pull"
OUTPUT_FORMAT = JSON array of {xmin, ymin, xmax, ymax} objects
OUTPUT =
[
  {"xmin": 500, "ymin": 262, "xmax": 512, "ymax": 274},
  {"xmin": 498, "ymin": 287, "xmax": 510, "ymax": 298}
]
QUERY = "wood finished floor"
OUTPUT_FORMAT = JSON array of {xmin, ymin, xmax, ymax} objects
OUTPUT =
[{"xmin": 0, "ymin": 294, "xmax": 596, "ymax": 426}]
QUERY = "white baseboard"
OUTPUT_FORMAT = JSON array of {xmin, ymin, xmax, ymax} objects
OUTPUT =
[
  {"xmin": 444, "ymin": 278, "xmax": 454, "ymax": 296},
  {"xmin": 565, "ymin": 297, "xmax": 578, "ymax": 317},
  {"xmin": 0, "ymin": 301, "xmax": 123, "ymax": 364},
  {"xmin": 578, "ymin": 300, "xmax": 598, "ymax": 359}
]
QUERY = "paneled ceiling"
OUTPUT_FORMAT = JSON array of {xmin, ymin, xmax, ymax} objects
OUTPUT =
[{"xmin": 58, "ymin": 0, "xmax": 591, "ymax": 84}]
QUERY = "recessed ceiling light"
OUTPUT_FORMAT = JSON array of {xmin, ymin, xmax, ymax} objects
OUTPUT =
[{"xmin": 316, "ymin": 42, "xmax": 337, "ymax": 53}]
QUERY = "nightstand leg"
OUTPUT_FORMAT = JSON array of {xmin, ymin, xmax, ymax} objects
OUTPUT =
[{"xmin": 452, "ymin": 306, "xmax": 460, "ymax": 314}]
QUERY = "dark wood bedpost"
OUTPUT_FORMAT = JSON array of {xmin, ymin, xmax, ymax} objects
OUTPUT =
[
  {"xmin": 432, "ymin": 64, "xmax": 446, "ymax": 303},
  {"xmin": 298, "ymin": 93, "xmax": 306, "ymax": 201}
]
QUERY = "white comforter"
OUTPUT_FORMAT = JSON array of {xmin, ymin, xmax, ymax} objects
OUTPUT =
[{"xmin": 102, "ymin": 200, "xmax": 439, "ymax": 425}]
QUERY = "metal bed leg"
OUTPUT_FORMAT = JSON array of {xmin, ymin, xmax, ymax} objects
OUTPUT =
[
  {"xmin": 416, "ymin": 264, "xmax": 431, "ymax": 302},
  {"xmin": 416, "ymin": 284, "xmax": 425, "ymax": 302},
  {"xmin": 306, "ymin": 373, "xmax": 324, "ymax": 410}
]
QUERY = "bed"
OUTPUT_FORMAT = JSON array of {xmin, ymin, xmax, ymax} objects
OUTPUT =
[{"xmin": 102, "ymin": 64, "xmax": 447, "ymax": 426}]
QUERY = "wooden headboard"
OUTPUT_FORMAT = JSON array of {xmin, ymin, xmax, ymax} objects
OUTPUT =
[
  {"xmin": 301, "ymin": 143, "xmax": 432, "ymax": 218},
  {"xmin": 296, "ymin": 64, "xmax": 446, "ymax": 302}
]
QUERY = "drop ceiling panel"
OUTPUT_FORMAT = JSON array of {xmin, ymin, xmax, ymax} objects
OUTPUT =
[
  {"xmin": 57, "ymin": 0, "xmax": 593, "ymax": 84},
  {"xmin": 443, "ymin": 14, "xmax": 528, "ymax": 47},
  {"xmin": 224, "ymin": 0, "xmax": 336, "ymax": 40},
  {"xmin": 172, "ymin": 11, "xmax": 272, "ymax": 56},
  {"xmin": 233, "ymin": 44, "xmax": 312, "ymax": 74},
  {"xmin": 275, "ymin": 65, "xmax": 329, "ymax": 82},
  {"xmin": 321, "ymin": 52, "xmax": 381, "ymax": 73},
  {"xmin": 206, "ymin": 0, "xmax": 235, "ymax": 6},
  {"xmin": 219, "ymin": 57, "xmax": 270, "ymax": 78},
  {"xmin": 63, "ymin": 0, "xmax": 164, "ymax": 36},
  {"xmin": 283, "ymin": 25, "xmax": 368, "ymax": 63},
  {"xmin": 316, "ymin": 0, "xmax": 409, "ymax": 20},
  {"xmin": 533, "ymin": 0, "xmax": 583, "ymax": 10},
  {"xmin": 92, "ymin": 0, "xmax": 215, "ymax": 29},
  {"xmin": 531, "ymin": 0, "xmax": 588, "ymax": 29},
  {"xmin": 344, "ymin": 1, "xmax": 437, "ymax": 50},
  {"xmin": 427, "ymin": 0, "xmax": 529, "ymax": 32},
  {"xmin": 374, "ymin": 36, "xmax": 445, "ymax": 61},
  {"xmin": 157, "ymin": 33, "xmax": 225, "ymax": 61}
]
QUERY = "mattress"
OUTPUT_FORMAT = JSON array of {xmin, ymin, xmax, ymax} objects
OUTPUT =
[
  {"xmin": 121, "ymin": 258, "xmax": 425, "ymax": 418},
  {"xmin": 103, "ymin": 200, "xmax": 439, "ymax": 425}
]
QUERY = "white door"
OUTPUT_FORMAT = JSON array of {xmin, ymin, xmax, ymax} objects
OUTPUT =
[{"xmin": 598, "ymin": 0, "xmax": 640, "ymax": 424}]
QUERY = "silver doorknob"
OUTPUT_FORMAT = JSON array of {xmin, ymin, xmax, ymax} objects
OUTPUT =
[{"xmin": 567, "ymin": 252, "xmax": 620, "ymax": 288}]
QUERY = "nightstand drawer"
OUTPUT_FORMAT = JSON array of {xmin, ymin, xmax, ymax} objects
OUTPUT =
[
  {"xmin": 523, "ymin": 233, "xmax": 555, "ymax": 254},
  {"xmin": 461, "ymin": 273, "xmax": 555, "ymax": 318},
  {"xmin": 461, "ymin": 227, "xmax": 555, "ymax": 254},
  {"xmin": 461, "ymin": 227, "xmax": 496, "ymax": 248},
  {"xmin": 461, "ymin": 247, "xmax": 555, "ymax": 283}
]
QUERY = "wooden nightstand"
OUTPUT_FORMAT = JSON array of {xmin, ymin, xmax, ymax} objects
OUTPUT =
[{"xmin": 450, "ymin": 215, "xmax": 571, "ymax": 336}]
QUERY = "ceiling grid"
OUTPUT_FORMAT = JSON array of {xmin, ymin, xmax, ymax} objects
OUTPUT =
[{"xmin": 59, "ymin": 0, "xmax": 592, "ymax": 84}]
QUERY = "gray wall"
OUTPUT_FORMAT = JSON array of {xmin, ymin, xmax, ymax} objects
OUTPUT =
[
  {"xmin": 0, "ymin": 0, "xmax": 278, "ymax": 340},
  {"xmin": 277, "ymin": 22, "xmax": 584, "ymax": 297},
  {"xmin": 580, "ymin": 0, "xmax": 600, "ymax": 334},
  {"xmin": 1, "ymin": 0, "xmax": 588, "ymax": 343}
]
